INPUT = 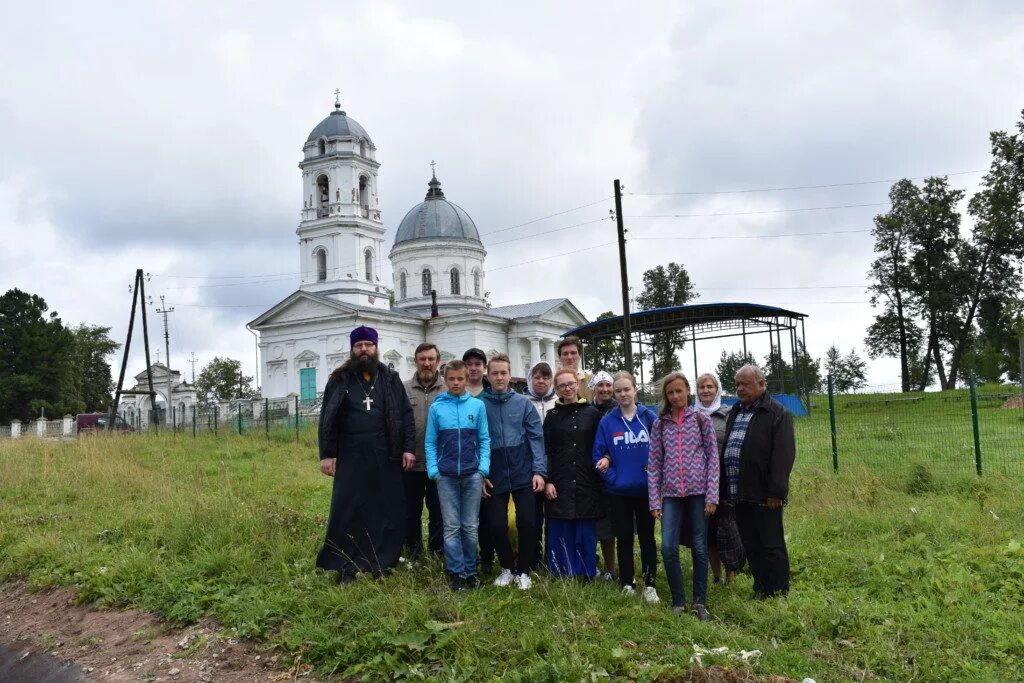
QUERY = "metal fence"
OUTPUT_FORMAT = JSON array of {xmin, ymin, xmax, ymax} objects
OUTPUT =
[
  {"xmin": 114, "ymin": 396, "xmax": 320, "ymax": 439},
  {"xmin": 795, "ymin": 377, "xmax": 1024, "ymax": 477}
]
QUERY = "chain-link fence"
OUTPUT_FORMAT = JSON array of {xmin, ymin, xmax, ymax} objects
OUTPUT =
[
  {"xmin": 110, "ymin": 396, "xmax": 321, "ymax": 440},
  {"xmin": 795, "ymin": 377, "xmax": 1024, "ymax": 477}
]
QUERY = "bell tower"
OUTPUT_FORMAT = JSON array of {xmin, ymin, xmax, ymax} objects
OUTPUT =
[{"xmin": 297, "ymin": 92, "xmax": 388, "ymax": 309}]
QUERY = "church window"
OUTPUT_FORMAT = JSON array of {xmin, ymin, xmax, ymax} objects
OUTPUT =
[
  {"xmin": 473, "ymin": 270, "xmax": 481, "ymax": 297},
  {"xmin": 422, "ymin": 269, "xmax": 432, "ymax": 296},
  {"xmin": 399, "ymin": 272, "xmax": 407, "ymax": 300},
  {"xmin": 359, "ymin": 140, "xmax": 366, "ymax": 157},
  {"xmin": 317, "ymin": 175, "xmax": 330, "ymax": 217},
  {"xmin": 450, "ymin": 268, "xmax": 460, "ymax": 295},
  {"xmin": 315, "ymin": 248, "xmax": 327, "ymax": 282},
  {"xmin": 317, "ymin": 138, "xmax": 326, "ymax": 156},
  {"xmin": 359, "ymin": 175, "xmax": 369, "ymax": 216},
  {"xmin": 364, "ymin": 249, "xmax": 374, "ymax": 281}
]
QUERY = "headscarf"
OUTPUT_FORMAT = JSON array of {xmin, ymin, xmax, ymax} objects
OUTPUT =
[
  {"xmin": 526, "ymin": 361, "xmax": 556, "ymax": 401},
  {"xmin": 588, "ymin": 371, "xmax": 614, "ymax": 390},
  {"xmin": 694, "ymin": 371, "xmax": 724, "ymax": 416}
]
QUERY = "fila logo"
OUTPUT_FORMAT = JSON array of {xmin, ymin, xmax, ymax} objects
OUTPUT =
[{"xmin": 612, "ymin": 431, "xmax": 649, "ymax": 446}]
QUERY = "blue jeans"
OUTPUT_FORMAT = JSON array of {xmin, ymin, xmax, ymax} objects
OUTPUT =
[
  {"xmin": 661, "ymin": 495, "xmax": 708, "ymax": 606},
  {"xmin": 436, "ymin": 473, "xmax": 484, "ymax": 578}
]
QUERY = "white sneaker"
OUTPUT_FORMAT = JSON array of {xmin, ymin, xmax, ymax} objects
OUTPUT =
[
  {"xmin": 622, "ymin": 585, "xmax": 636, "ymax": 596},
  {"xmin": 516, "ymin": 573, "xmax": 532, "ymax": 590},
  {"xmin": 643, "ymin": 586, "xmax": 661, "ymax": 604},
  {"xmin": 493, "ymin": 568, "xmax": 514, "ymax": 587}
]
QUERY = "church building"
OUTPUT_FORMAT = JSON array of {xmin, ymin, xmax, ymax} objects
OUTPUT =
[{"xmin": 248, "ymin": 98, "xmax": 587, "ymax": 402}]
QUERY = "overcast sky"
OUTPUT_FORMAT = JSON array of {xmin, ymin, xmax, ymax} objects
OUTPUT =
[{"xmin": 2, "ymin": 1, "xmax": 1023, "ymax": 390}]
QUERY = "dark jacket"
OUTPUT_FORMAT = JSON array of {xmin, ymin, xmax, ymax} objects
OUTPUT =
[
  {"xmin": 481, "ymin": 387, "xmax": 546, "ymax": 494},
  {"xmin": 318, "ymin": 362, "xmax": 415, "ymax": 463},
  {"xmin": 544, "ymin": 399, "xmax": 602, "ymax": 520},
  {"xmin": 404, "ymin": 372, "xmax": 446, "ymax": 471},
  {"xmin": 722, "ymin": 393, "xmax": 795, "ymax": 503}
]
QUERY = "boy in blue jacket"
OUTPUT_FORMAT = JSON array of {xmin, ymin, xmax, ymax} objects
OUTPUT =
[
  {"xmin": 425, "ymin": 360, "xmax": 491, "ymax": 590},
  {"xmin": 481, "ymin": 353, "xmax": 546, "ymax": 590},
  {"xmin": 592, "ymin": 371, "xmax": 660, "ymax": 601}
]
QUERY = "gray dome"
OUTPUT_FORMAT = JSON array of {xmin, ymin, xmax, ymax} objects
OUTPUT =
[
  {"xmin": 306, "ymin": 107, "xmax": 372, "ymax": 144},
  {"xmin": 394, "ymin": 175, "xmax": 481, "ymax": 245}
]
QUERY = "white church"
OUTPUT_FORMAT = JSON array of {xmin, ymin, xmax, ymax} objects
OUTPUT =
[{"xmin": 249, "ymin": 98, "xmax": 588, "ymax": 402}]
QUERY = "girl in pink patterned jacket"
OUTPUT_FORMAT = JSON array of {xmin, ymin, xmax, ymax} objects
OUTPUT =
[{"xmin": 648, "ymin": 371, "xmax": 720, "ymax": 621}]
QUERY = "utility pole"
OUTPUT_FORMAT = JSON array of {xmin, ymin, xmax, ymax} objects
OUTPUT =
[
  {"xmin": 156, "ymin": 296, "xmax": 175, "ymax": 426},
  {"xmin": 188, "ymin": 352, "xmax": 198, "ymax": 384},
  {"xmin": 614, "ymin": 179, "xmax": 633, "ymax": 374}
]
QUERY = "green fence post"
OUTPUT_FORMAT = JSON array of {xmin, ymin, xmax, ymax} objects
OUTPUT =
[
  {"xmin": 265, "ymin": 398, "xmax": 270, "ymax": 438},
  {"xmin": 969, "ymin": 376, "xmax": 982, "ymax": 476},
  {"xmin": 214, "ymin": 406, "xmax": 219, "ymax": 437},
  {"xmin": 237, "ymin": 405, "xmax": 243, "ymax": 435},
  {"xmin": 192, "ymin": 405, "xmax": 196, "ymax": 438},
  {"xmin": 295, "ymin": 395, "xmax": 300, "ymax": 441},
  {"xmin": 827, "ymin": 374, "xmax": 838, "ymax": 472}
]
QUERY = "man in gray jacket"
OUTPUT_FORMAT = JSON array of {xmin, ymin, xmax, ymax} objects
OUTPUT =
[{"xmin": 402, "ymin": 342, "xmax": 446, "ymax": 560}]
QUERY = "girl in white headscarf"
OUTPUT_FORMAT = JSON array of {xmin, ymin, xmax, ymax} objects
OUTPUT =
[{"xmin": 589, "ymin": 371, "xmax": 616, "ymax": 416}]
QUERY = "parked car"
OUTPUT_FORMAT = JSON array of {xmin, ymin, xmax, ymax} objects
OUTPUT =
[{"xmin": 76, "ymin": 413, "xmax": 133, "ymax": 433}]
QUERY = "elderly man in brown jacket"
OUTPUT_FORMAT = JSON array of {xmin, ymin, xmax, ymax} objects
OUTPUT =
[{"xmin": 402, "ymin": 342, "xmax": 446, "ymax": 560}]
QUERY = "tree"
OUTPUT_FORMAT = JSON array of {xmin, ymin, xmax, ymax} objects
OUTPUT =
[
  {"xmin": 763, "ymin": 342, "xmax": 821, "ymax": 396},
  {"xmin": 716, "ymin": 350, "xmax": 756, "ymax": 390},
  {"xmin": 866, "ymin": 180, "xmax": 922, "ymax": 392},
  {"xmin": 635, "ymin": 262, "xmax": 697, "ymax": 380},
  {"xmin": 195, "ymin": 357, "xmax": 258, "ymax": 405},
  {"xmin": 0, "ymin": 289, "xmax": 77, "ymax": 422},
  {"xmin": 588, "ymin": 311, "xmax": 625, "ymax": 372},
  {"xmin": 824, "ymin": 345, "xmax": 868, "ymax": 393},
  {"xmin": 67, "ymin": 324, "xmax": 120, "ymax": 413}
]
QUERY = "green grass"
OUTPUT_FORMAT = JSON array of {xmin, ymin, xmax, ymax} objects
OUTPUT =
[{"xmin": 1, "ymin": 408, "xmax": 1023, "ymax": 681}]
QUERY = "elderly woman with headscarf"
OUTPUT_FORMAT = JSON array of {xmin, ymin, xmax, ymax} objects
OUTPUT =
[
  {"xmin": 694, "ymin": 371, "xmax": 744, "ymax": 585},
  {"xmin": 588, "ymin": 370, "xmax": 617, "ymax": 580}
]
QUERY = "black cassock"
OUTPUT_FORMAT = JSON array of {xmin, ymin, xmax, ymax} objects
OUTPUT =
[{"xmin": 316, "ymin": 373, "xmax": 405, "ymax": 576}]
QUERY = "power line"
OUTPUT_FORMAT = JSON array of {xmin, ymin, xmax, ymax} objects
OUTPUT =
[
  {"xmin": 626, "ymin": 169, "xmax": 987, "ymax": 196},
  {"xmin": 478, "ymin": 197, "xmax": 613, "ymax": 236},
  {"xmin": 627, "ymin": 201, "xmax": 888, "ymax": 219},
  {"xmin": 488, "ymin": 241, "xmax": 618, "ymax": 272},
  {"xmin": 631, "ymin": 228, "xmax": 872, "ymax": 241}
]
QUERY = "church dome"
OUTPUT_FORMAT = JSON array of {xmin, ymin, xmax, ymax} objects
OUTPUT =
[
  {"xmin": 306, "ymin": 104, "xmax": 372, "ymax": 144},
  {"xmin": 394, "ymin": 174, "xmax": 481, "ymax": 245}
]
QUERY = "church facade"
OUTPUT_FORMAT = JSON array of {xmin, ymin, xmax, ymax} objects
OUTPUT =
[{"xmin": 249, "ymin": 99, "xmax": 587, "ymax": 402}]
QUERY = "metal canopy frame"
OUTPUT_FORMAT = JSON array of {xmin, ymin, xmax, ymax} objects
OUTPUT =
[{"xmin": 564, "ymin": 302, "xmax": 809, "ymax": 399}]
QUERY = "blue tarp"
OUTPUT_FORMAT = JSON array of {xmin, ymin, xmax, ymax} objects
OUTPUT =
[{"xmin": 721, "ymin": 394, "xmax": 808, "ymax": 417}]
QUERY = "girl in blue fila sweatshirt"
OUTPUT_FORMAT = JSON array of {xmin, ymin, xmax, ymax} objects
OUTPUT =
[
  {"xmin": 425, "ymin": 360, "xmax": 491, "ymax": 590},
  {"xmin": 592, "ymin": 371, "xmax": 660, "ymax": 602}
]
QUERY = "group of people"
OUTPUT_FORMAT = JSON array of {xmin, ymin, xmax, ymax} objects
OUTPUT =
[{"xmin": 316, "ymin": 326, "xmax": 795, "ymax": 619}]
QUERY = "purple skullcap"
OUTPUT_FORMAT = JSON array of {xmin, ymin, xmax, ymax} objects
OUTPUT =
[{"xmin": 350, "ymin": 325, "xmax": 379, "ymax": 347}]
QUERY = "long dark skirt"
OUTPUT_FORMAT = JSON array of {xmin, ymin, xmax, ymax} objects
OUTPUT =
[{"xmin": 316, "ymin": 433, "xmax": 405, "ymax": 577}]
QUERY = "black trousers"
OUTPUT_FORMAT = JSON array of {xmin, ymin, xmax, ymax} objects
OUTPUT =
[
  {"xmin": 608, "ymin": 494, "xmax": 657, "ymax": 588},
  {"xmin": 401, "ymin": 471, "xmax": 442, "ymax": 557},
  {"xmin": 736, "ymin": 503, "xmax": 789, "ymax": 596},
  {"xmin": 484, "ymin": 487, "xmax": 538, "ymax": 574},
  {"xmin": 532, "ymin": 491, "xmax": 546, "ymax": 570},
  {"xmin": 479, "ymin": 498, "xmax": 495, "ymax": 570}
]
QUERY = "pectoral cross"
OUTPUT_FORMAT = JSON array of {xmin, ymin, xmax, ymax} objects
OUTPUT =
[{"xmin": 363, "ymin": 396, "xmax": 373, "ymax": 411}]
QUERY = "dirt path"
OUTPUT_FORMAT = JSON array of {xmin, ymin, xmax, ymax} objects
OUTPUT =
[{"xmin": 0, "ymin": 583, "xmax": 313, "ymax": 682}]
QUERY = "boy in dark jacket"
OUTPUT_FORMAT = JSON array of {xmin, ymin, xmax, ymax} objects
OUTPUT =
[
  {"xmin": 425, "ymin": 361, "xmax": 491, "ymax": 590},
  {"xmin": 481, "ymin": 354, "xmax": 545, "ymax": 590}
]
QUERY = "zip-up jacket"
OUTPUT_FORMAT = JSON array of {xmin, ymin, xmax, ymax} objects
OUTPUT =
[
  {"xmin": 424, "ymin": 391, "xmax": 491, "ymax": 480},
  {"xmin": 403, "ymin": 373, "xmax": 446, "ymax": 472},
  {"xmin": 722, "ymin": 394, "xmax": 795, "ymax": 503},
  {"xmin": 648, "ymin": 407, "xmax": 720, "ymax": 510},
  {"xmin": 592, "ymin": 404, "xmax": 657, "ymax": 497},
  {"xmin": 544, "ymin": 399, "xmax": 602, "ymax": 520},
  {"xmin": 481, "ymin": 386, "xmax": 545, "ymax": 494}
]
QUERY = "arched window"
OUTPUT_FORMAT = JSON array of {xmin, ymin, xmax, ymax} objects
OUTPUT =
[
  {"xmin": 317, "ymin": 138, "xmax": 326, "ymax": 156},
  {"xmin": 421, "ymin": 269, "xmax": 432, "ymax": 296},
  {"xmin": 364, "ymin": 249, "xmax": 374, "ymax": 281},
  {"xmin": 315, "ymin": 249, "xmax": 327, "ymax": 282},
  {"xmin": 359, "ymin": 176, "xmax": 369, "ymax": 217},
  {"xmin": 316, "ymin": 175, "xmax": 329, "ymax": 216},
  {"xmin": 450, "ymin": 268, "xmax": 460, "ymax": 295},
  {"xmin": 473, "ymin": 270, "xmax": 481, "ymax": 297},
  {"xmin": 359, "ymin": 140, "xmax": 366, "ymax": 157},
  {"xmin": 399, "ymin": 272, "xmax": 407, "ymax": 300}
]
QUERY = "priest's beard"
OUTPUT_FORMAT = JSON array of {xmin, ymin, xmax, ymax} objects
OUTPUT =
[{"xmin": 350, "ymin": 349, "xmax": 379, "ymax": 374}]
